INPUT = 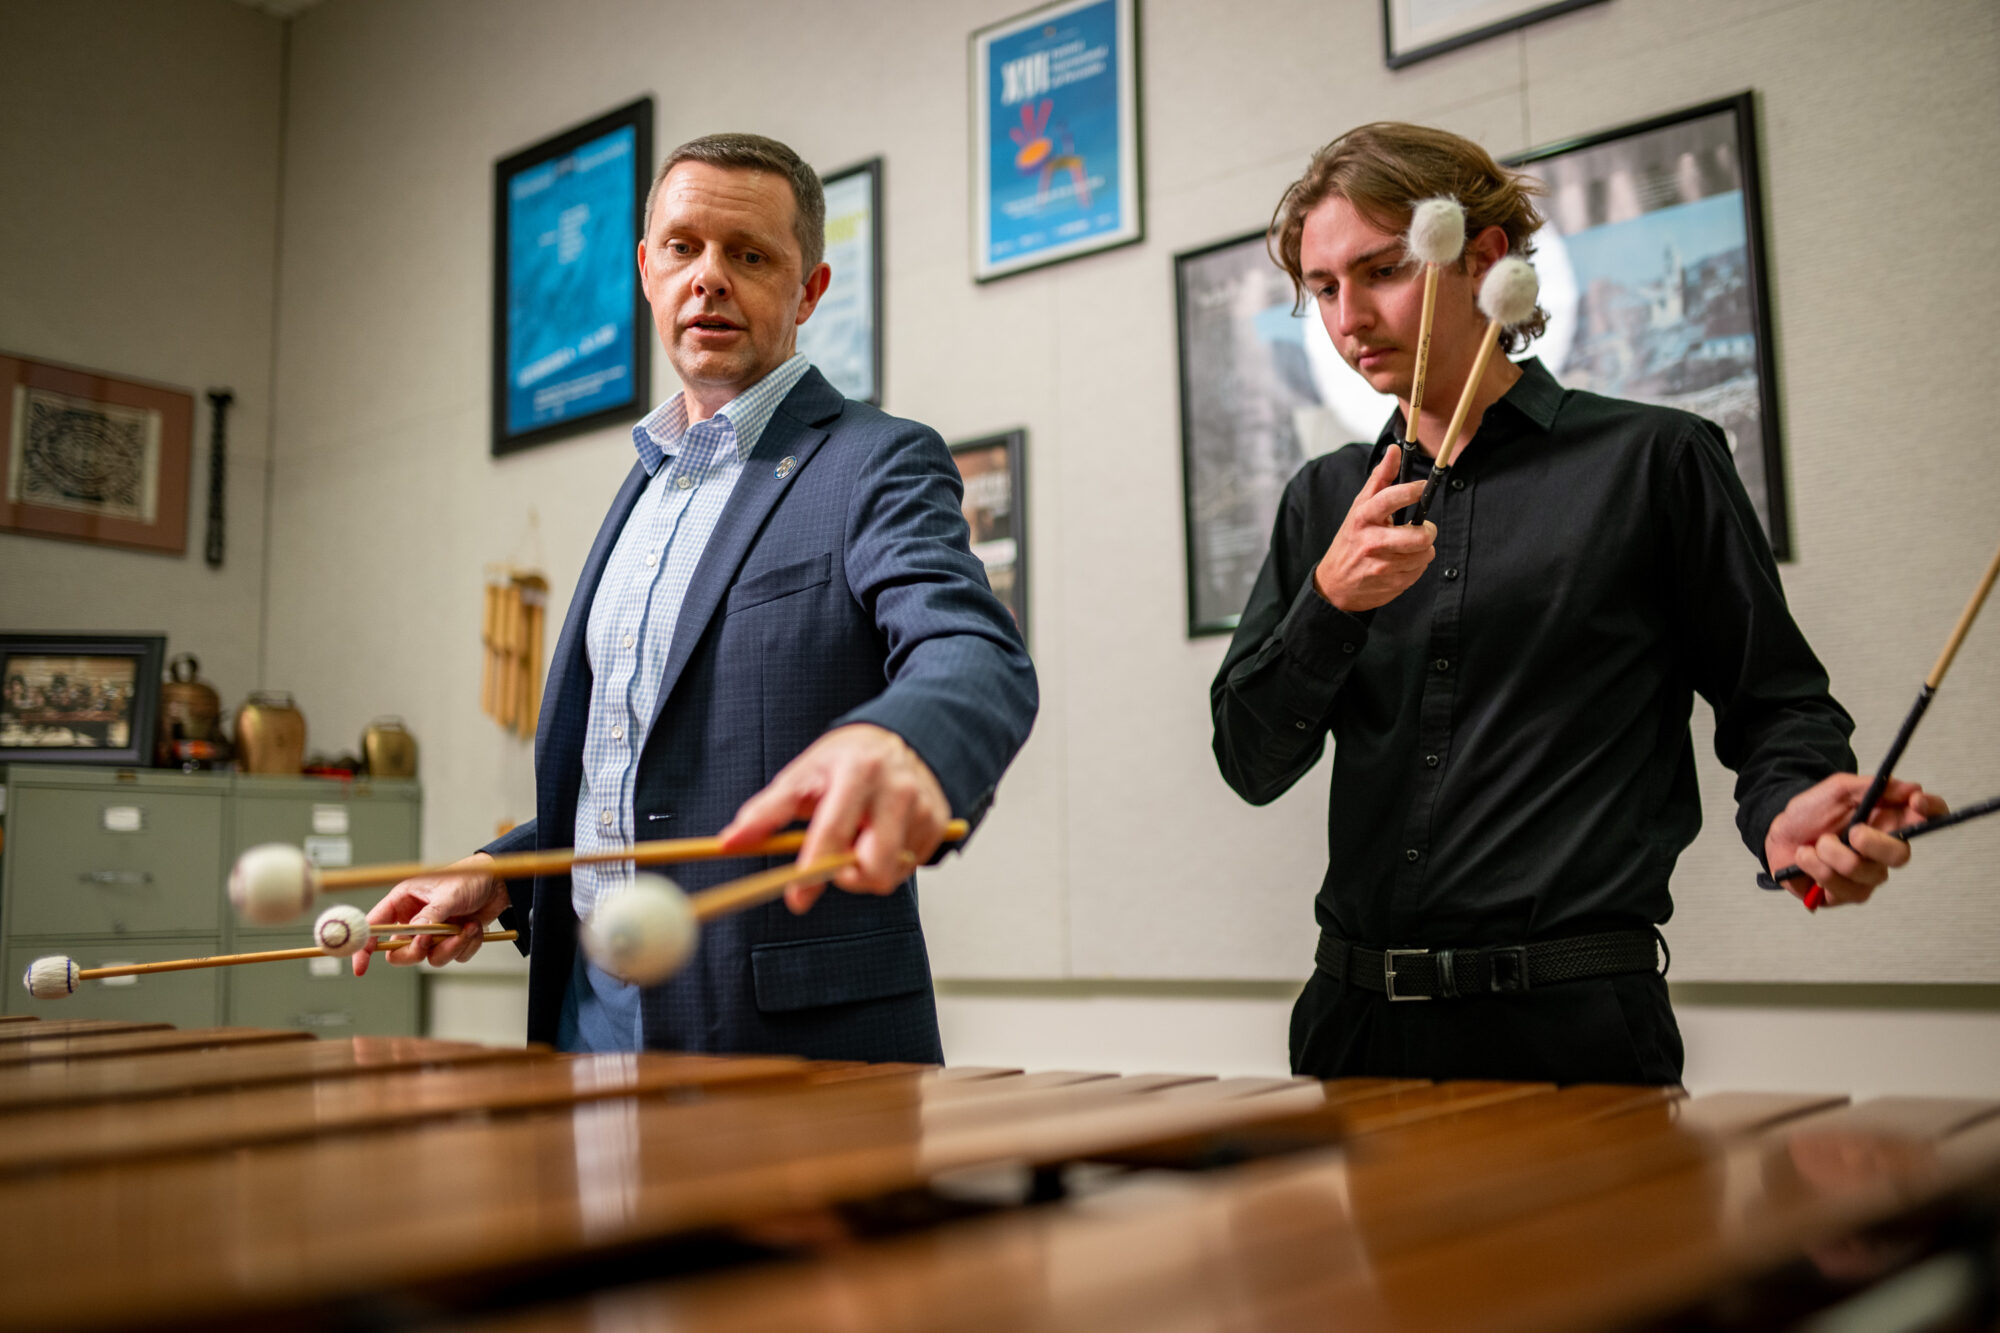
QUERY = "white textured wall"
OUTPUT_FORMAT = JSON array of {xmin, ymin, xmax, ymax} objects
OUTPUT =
[{"xmin": 0, "ymin": 0, "xmax": 282, "ymax": 708}]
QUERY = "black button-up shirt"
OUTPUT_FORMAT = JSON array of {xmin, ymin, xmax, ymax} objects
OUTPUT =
[{"xmin": 1211, "ymin": 359, "xmax": 1854, "ymax": 949}]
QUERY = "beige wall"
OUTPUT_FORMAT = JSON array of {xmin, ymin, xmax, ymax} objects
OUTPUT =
[{"xmin": 0, "ymin": 0, "xmax": 283, "ymax": 709}]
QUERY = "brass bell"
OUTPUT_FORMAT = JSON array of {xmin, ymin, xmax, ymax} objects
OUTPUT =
[
  {"xmin": 156, "ymin": 653, "xmax": 229, "ymax": 770},
  {"xmin": 362, "ymin": 716, "xmax": 418, "ymax": 778},
  {"xmin": 235, "ymin": 691, "xmax": 306, "ymax": 775}
]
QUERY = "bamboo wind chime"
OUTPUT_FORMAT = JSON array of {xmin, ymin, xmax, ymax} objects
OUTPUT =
[{"xmin": 482, "ymin": 568, "xmax": 548, "ymax": 738}]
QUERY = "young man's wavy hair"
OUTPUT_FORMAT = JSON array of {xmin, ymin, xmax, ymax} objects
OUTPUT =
[{"xmin": 1270, "ymin": 122, "xmax": 1549, "ymax": 353}]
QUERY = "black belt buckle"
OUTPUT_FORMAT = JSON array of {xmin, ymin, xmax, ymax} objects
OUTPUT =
[
  {"xmin": 1384, "ymin": 948, "xmax": 1430, "ymax": 1001},
  {"xmin": 1488, "ymin": 945, "xmax": 1529, "ymax": 994}
]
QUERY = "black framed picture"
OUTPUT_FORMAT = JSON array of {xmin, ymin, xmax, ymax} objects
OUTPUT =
[
  {"xmin": 1382, "ymin": 0, "xmax": 1610, "ymax": 69},
  {"xmin": 0, "ymin": 633, "xmax": 165, "ymax": 767},
  {"xmin": 971, "ymin": 0, "xmax": 1142, "ymax": 281},
  {"xmin": 794, "ymin": 157, "xmax": 884, "ymax": 404},
  {"xmin": 950, "ymin": 431, "xmax": 1028, "ymax": 646},
  {"xmin": 1177, "ymin": 231, "xmax": 1379, "ymax": 638},
  {"xmin": 492, "ymin": 96, "xmax": 653, "ymax": 456},
  {"xmin": 1507, "ymin": 92, "xmax": 1790, "ymax": 557}
]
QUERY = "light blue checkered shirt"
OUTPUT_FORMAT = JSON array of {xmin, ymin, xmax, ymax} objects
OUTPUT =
[{"xmin": 571, "ymin": 353, "xmax": 813, "ymax": 924}]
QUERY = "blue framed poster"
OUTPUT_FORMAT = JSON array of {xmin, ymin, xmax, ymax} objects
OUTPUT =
[
  {"xmin": 794, "ymin": 158, "xmax": 883, "ymax": 404},
  {"xmin": 492, "ymin": 97, "xmax": 652, "ymax": 456},
  {"xmin": 971, "ymin": 0, "xmax": 1142, "ymax": 282}
]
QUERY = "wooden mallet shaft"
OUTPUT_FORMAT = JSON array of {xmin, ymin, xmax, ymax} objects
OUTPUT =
[
  {"xmin": 74, "ymin": 932, "xmax": 519, "ymax": 980},
  {"xmin": 315, "ymin": 819, "xmax": 971, "ymax": 892},
  {"xmin": 1406, "ymin": 263, "xmax": 1442, "ymax": 451}
]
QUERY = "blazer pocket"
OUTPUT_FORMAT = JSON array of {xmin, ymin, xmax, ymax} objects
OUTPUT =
[
  {"xmin": 750, "ymin": 926, "xmax": 930, "ymax": 1014},
  {"xmin": 725, "ymin": 552, "xmax": 832, "ymax": 614}
]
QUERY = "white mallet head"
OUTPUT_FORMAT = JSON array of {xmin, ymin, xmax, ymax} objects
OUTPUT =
[
  {"xmin": 314, "ymin": 904, "xmax": 371, "ymax": 957},
  {"xmin": 1406, "ymin": 196, "xmax": 1466, "ymax": 267},
  {"xmin": 229, "ymin": 843, "xmax": 321, "ymax": 925},
  {"xmin": 580, "ymin": 874, "xmax": 699, "ymax": 987},
  {"xmin": 23, "ymin": 955, "xmax": 79, "ymax": 1000},
  {"xmin": 1478, "ymin": 256, "xmax": 1540, "ymax": 327}
]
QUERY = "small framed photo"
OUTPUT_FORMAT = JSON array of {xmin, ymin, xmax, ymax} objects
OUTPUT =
[
  {"xmin": 1, "ymin": 633, "xmax": 166, "ymax": 767},
  {"xmin": 0, "ymin": 352, "xmax": 192, "ymax": 556},
  {"xmin": 1507, "ymin": 92, "xmax": 1790, "ymax": 557},
  {"xmin": 950, "ymin": 431, "xmax": 1028, "ymax": 645},
  {"xmin": 795, "ymin": 157, "xmax": 884, "ymax": 404},
  {"xmin": 1382, "ymin": 0, "xmax": 1610, "ymax": 69},
  {"xmin": 971, "ymin": 0, "xmax": 1142, "ymax": 282},
  {"xmin": 492, "ymin": 96, "xmax": 653, "ymax": 456}
]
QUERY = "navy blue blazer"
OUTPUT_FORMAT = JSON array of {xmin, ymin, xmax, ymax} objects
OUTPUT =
[{"xmin": 488, "ymin": 367, "xmax": 1037, "ymax": 1062}]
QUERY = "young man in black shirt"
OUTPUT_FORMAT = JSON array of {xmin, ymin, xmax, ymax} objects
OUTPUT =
[{"xmin": 1212, "ymin": 122, "xmax": 1944, "ymax": 1085}]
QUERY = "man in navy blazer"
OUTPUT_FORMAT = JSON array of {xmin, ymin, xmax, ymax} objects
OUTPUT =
[{"xmin": 356, "ymin": 134, "xmax": 1036, "ymax": 1063}]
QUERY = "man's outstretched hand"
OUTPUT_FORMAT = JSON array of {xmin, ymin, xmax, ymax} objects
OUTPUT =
[{"xmin": 719, "ymin": 724, "xmax": 949, "ymax": 913}]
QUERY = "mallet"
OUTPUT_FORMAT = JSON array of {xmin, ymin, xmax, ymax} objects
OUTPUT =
[
  {"xmin": 1762, "ymin": 534, "xmax": 2000, "ymax": 909},
  {"xmin": 1407, "ymin": 256, "xmax": 1540, "ymax": 529},
  {"xmin": 1400, "ymin": 197, "xmax": 1466, "ymax": 464},
  {"xmin": 227, "ymin": 820, "xmax": 972, "ymax": 926},
  {"xmin": 22, "ymin": 929, "xmax": 519, "ymax": 1000},
  {"xmin": 582, "ymin": 848, "xmax": 933, "ymax": 987}
]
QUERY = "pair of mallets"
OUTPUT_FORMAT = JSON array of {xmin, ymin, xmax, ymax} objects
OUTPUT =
[
  {"xmin": 22, "ymin": 821, "xmax": 969, "ymax": 1000},
  {"xmin": 1391, "ymin": 196, "xmax": 1541, "ymax": 529},
  {"xmin": 1760, "ymin": 538, "xmax": 2000, "ymax": 909}
]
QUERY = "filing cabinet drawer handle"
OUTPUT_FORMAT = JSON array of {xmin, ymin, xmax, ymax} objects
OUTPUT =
[
  {"xmin": 78, "ymin": 870, "xmax": 155, "ymax": 887},
  {"xmin": 291, "ymin": 1011, "xmax": 354, "ymax": 1029}
]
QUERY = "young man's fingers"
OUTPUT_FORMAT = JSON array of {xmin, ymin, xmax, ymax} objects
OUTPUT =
[
  {"xmin": 720, "ymin": 770, "xmax": 820, "ymax": 848},
  {"xmin": 1847, "ymin": 822, "xmax": 1912, "ymax": 869}
]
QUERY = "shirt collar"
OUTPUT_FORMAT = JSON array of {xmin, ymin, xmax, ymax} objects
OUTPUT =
[
  {"xmin": 1373, "ymin": 356, "xmax": 1565, "ymax": 453},
  {"xmin": 630, "ymin": 353, "xmax": 813, "ymax": 476}
]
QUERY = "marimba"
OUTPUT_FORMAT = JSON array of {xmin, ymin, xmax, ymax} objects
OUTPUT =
[{"xmin": 0, "ymin": 1020, "xmax": 1996, "ymax": 1332}]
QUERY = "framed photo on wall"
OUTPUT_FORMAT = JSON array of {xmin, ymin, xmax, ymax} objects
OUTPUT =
[
  {"xmin": 0, "ymin": 352, "xmax": 192, "ymax": 556},
  {"xmin": 971, "ymin": 0, "xmax": 1142, "ymax": 281},
  {"xmin": 492, "ymin": 96, "xmax": 653, "ymax": 456},
  {"xmin": 0, "ymin": 633, "xmax": 165, "ymax": 767},
  {"xmin": 950, "ymin": 430, "xmax": 1028, "ymax": 646},
  {"xmin": 1177, "ymin": 231, "xmax": 1388, "ymax": 637},
  {"xmin": 795, "ymin": 157, "xmax": 883, "ymax": 404},
  {"xmin": 1382, "ymin": 0, "xmax": 1610, "ymax": 69},
  {"xmin": 1507, "ymin": 92, "xmax": 1790, "ymax": 557}
]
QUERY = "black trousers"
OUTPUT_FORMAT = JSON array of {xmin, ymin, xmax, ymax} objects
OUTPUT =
[{"xmin": 1289, "ymin": 965, "xmax": 1684, "ymax": 1086}]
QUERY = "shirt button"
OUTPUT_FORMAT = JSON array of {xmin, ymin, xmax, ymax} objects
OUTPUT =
[
  {"xmin": 1405, "ymin": 848, "xmax": 1421, "ymax": 862},
  {"xmin": 622, "ymin": 633, "xmax": 635, "ymax": 649},
  {"xmin": 644, "ymin": 553, "xmax": 658, "ymax": 568},
  {"xmin": 1342, "ymin": 642, "xmax": 1358, "ymax": 655},
  {"xmin": 599, "ymin": 810, "xmax": 613, "ymax": 827},
  {"xmin": 1293, "ymin": 719, "xmax": 1309, "ymax": 730},
  {"xmin": 676, "ymin": 474, "xmax": 693, "ymax": 490},
  {"xmin": 1434, "ymin": 658, "xmax": 1450, "ymax": 672},
  {"xmin": 1425, "ymin": 754, "xmax": 1440, "ymax": 768},
  {"xmin": 1450, "ymin": 478, "xmax": 1465, "ymax": 491},
  {"xmin": 611, "ymin": 725, "xmax": 623, "ymax": 740},
  {"xmin": 1443, "ymin": 567, "xmax": 1459, "ymax": 580}
]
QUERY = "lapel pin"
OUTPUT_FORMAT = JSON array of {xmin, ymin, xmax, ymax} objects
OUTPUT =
[{"xmin": 774, "ymin": 456, "xmax": 798, "ymax": 479}]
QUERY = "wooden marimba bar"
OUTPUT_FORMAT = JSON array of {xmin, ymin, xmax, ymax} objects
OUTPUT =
[{"xmin": 0, "ymin": 1020, "xmax": 1996, "ymax": 1332}]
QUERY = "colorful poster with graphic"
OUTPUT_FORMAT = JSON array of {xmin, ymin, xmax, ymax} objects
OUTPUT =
[
  {"xmin": 972, "ymin": 0, "xmax": 1140, "ymax": 281},
  {"xmin": 492, "ymin": 98, "xmax": 652, "ymax": 455}
]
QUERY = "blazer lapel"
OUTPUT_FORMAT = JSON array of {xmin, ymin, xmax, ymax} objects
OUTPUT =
[
  {"xmin": 537, "ymin": 459, "xmax": 650, "ymax": 820},
  {"xmin": 645, "ymin": 370, "xmax": 842, "ymax": 733}
]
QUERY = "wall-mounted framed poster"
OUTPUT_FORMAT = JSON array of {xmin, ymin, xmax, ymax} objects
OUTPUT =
[
  {"xmin": 971, "ymin": 0, "xmax": 1141, "ymax": 281},
  {"xmin": 1508, "ymin": 92, "xmax": 1789, "ymax": 556},
  {"xmin": 492, "ymin": 96, "xmax": 653, "ymax": 456},
  {"xmin": 795, "ymin": 157, "xmax": 883, "ymax": 404},
  {"xmin": 950, "ymin": 429, "xmax": 1028, "ymax": 646}
]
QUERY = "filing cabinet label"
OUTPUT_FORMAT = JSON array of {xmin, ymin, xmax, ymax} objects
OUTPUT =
[
  {"xmin": 303, "ymin": 835, "xmax": 352, "ymax": 866},
  {"xmin": 102, "ymin": 805, "xmax": 144, "ymax": 833},
  {"xmin": 311, "ymin": 805, "xmax": 350, "ymax": 836},
  {"xmin": 308, "ymin": 956, "xmax": 342, "ymax": 978}
]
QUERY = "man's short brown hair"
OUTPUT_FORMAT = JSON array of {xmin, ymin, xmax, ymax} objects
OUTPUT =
[
  {"xmin": 645, "ymin": 132, "xmax": 826, "ymax": 275},
  {"xmin": 1270, "ymin": 122, "xmax": 1549, "ymax": 352}
]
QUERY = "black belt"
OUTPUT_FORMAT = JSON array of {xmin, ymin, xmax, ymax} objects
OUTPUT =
[{"xmin": 1316, "ymin": 929, "xmax": 1664, "ymax": 1001}]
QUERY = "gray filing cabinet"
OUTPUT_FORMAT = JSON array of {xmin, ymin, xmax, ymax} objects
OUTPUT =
[{"xmin": 1, "ymin": 765, "xmax": 421, "ymax": 1034}]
